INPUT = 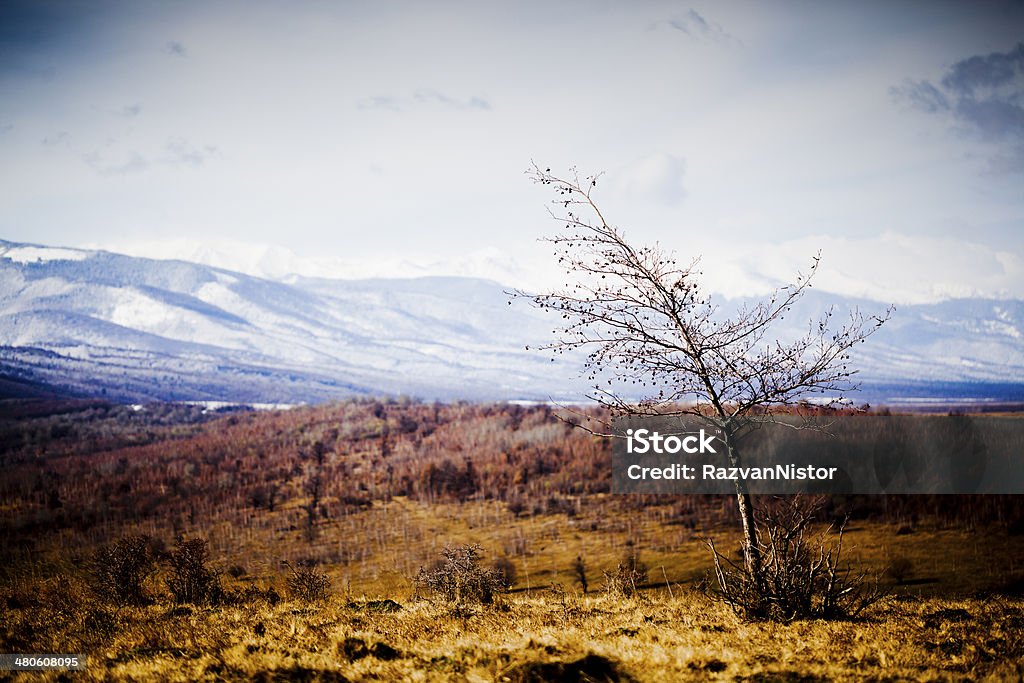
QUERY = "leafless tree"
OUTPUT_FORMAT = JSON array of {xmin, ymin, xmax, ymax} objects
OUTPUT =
[
  {"xmin": 302, "ymin": 441, "xmax": 327, "ymax": 541},
  {"xmin": 519, "ymin": 163, "xmax": 891, "ymax": 585}
]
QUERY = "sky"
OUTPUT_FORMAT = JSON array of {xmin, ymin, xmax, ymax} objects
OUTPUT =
[{"xmin": 0, "ymin": 0, "xmax": 1022, "ymax": 304}]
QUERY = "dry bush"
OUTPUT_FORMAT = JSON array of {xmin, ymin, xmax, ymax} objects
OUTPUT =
[
  {"xmin": 91, "ymin": 534, "xmax": 160, "ymax": 605},
  {"xmin": 415, "ymin": 543, "xmax": 507, "ymax": 604},
  {"xmin": 602, "ymin": 550, "xmax": 648, "ymax": 597},
  {"xmin": 708, "ymin": 497, "xmax": 884, "ymax": 621},
  {"xmin": 285, "ymin": 562, "xmax": 330, "ymax": 602},
  {"xmin": 886, "ymin": 556, "xmax": 915, "ymax": 584},
  {"xmin": 166, "ymin": 536, "xmax": 222, "ymax": 604}
]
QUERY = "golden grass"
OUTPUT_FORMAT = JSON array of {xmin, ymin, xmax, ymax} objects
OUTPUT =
[
  {"xmin": 4, "ymin": 587, "xmax": 1023, "ymax": 682},
  {"xmin": 4, "ymin": 402, "xmax": 1024, "ymax": 680},
  {"xmin": 4, "ymin": 505, "xmax": 1023, "ymax": 681},
  {"xmin": 200, "ymin": 497, "xmax": 1024, "ymax": 600}
]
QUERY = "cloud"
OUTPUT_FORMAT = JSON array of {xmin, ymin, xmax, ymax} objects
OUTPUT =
[
  {"xmin": 357, "ymin": 95, "xmax": 402, "ymax": 111},
  {"xmin": 698, "ymin": 232, "xmax": 1024, "ymax": 304},
  {"xmin": 76, "ymin": 138, "xmax": 214, "ymax": 176},
  {"xmin": 413, "ymin": 89, "xmax": 491, "ymax": 110},
  {"xmin": 165, "ymin": 41, "xmax": 186, "ymax": 57},
  {"xmin": 610, "ymin": 153, "xmax": 687, "ymax": 205},
  {"xmin": 164, "ymin": 138, "xmax": 216, "ymax": 167},
  {"xmin": 659, "ymin": 9, "xmax": 736, "ymax": 44},
  {"xmin": 41, "ymin": 131, "xmax": 68, "ymax": 146},
  {"xmin": 940, "ymin": 43, "xmax": 1024, "ymax": 96},
  {"xmin": 357, "ymin": 90, "xmax": 491, "ymax": 112},
  {"xmin": 120, "ymin": 103, "xmax": 141, "ymax": 118},
  {"xmin": 892, "ymin": 42, "xmax": 1024, "ymax": 173},
  {"xmin": 955, "ymin": 96, "xmax": 1024, "ymax": 141},
  {"xmin": 987, "ymin": 146, "xmax": 1024, "ymax": 175},
  {"xmin": 83, "ymin": 151, "xmax": 149, "ymax": 176},
  {"xmin": 891, "ymin": 79, "xmax": 949, "ymax": 114}
]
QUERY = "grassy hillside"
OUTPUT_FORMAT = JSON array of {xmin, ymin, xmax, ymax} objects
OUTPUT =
[{"xmin": 2, "ymin": 398, "xmax": 1023, "ymax": 680}]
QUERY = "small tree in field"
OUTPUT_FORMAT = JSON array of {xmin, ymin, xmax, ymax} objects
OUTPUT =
[
  {"xmin": 415, "ymin": 544, "xmax": 507, "ymax": 605},
  {"xmin": 92, "ymin": 535, "xmax": 160, "ymax": 606},
  {"xmin": 166, "ymin": 536, "xmax": 221, "ymax": 605},
  {"xmin": 520, "ymin": 164, "xmax": 890, "ymax": 613}
]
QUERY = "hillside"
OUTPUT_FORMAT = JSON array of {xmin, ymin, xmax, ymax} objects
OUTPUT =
[
  {"xmin": 2, "ymin": 399, "xmax": 1024, "ymax": 681},
  {"xmin": 3, "ymin": 399, "xmax": 1022, "ymax": 593},
  {"xmin": 2, "ymin": 239, "xmax": 1024, "ymax": 406}
]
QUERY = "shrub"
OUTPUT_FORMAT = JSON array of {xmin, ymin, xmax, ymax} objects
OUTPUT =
[
  {"xmin": 886, "ymin": 556, "xmax": 915, "ymax": 584},
  {"xmin": 603, "ymin": 551, "xmax": 648, "ymax": 597},
  {"xmin": 92, "ymin": 535, "xmax": 160, "ymax": 605},
  {"xmin": 415, "ymin": 544, "xmax": 507, "ymax": 604},
  {"xmin": 285, "ymin": 563, "xmax": 330, "ymax": 602},
  {"xmin": 166, "ymin": 536, "xmax": 221, "ymax": 604},
  {"xmin": 708, "ymin": 497, "xmax": 884, "ymax": 621}
]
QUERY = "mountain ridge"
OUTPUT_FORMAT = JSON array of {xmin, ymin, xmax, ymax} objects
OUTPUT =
[{"xmin": 2, "ymin": 239, "xmax": 1023, "ymax": 406}]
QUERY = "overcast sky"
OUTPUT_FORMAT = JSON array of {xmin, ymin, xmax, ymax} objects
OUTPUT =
[{"xmin": 1, "ymin": 1, "xmax": 1022, "ymax": 303}]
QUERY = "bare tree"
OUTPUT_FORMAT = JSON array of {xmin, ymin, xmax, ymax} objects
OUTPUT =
[
  {"xmin": 302, "ymin": 441, "xmax": 327, "ymax": 542},
  {"xmin": 572, "ymin": 555, "xmax": 588, "ymax": 594},
  {"xmin": 519, "ymin": 163, "xmax": 890, "ymax": 585}
]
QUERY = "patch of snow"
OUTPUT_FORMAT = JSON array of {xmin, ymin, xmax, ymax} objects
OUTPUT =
[
  {"xmin": 2, "ymin": 246, "xmax": 90, "ymax": 264},
  {"xmin": 982, "ymin": 319, "xmax": 1021, "ymax": 339},
  {"xmin": 103, "ymin": 287, "xmax": 250, "ymax": 350},
  {"xmin": 182, "ymin": 400, "xmax": 300, "ymax": 413}
]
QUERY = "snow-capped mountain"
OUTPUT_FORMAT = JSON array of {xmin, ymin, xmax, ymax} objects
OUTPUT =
[
  {"xmin": 83, "ymin": 238, "xmax": 546, "ymax": 290},
  {"xmin": 0, "ymin": 240, "xmax": 575, "ymax": 403},
  {"xmin": 1, "ymin": 239, "xmax": 1022, "ymax": 406}
]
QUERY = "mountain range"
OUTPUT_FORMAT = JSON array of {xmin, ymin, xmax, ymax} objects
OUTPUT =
[{"xmin": 2, "ymin": 239, "xmax": 1023, "ymax": 407}]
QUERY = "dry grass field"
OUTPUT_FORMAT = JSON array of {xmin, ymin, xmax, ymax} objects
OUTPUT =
[
  {"xmin": 3, "ymin": 579, "xmax": 1024, "ymax": 681},
  {"xmin": 2, "ymin": 399, "xmax": 1023, "ymax": 680}
]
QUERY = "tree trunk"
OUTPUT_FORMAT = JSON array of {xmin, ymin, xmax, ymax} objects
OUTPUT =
[{"xmin": 723, "ymin": 427, "xmax": 761, "ymax": 579}]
